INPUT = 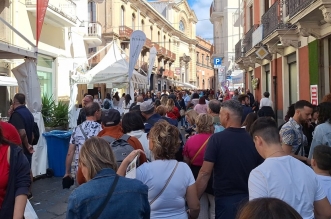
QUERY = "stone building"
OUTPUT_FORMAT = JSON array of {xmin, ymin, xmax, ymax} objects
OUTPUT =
[
  {"xmin": 196, "ymin": 36, "xmax": 214, "ymax": 90},
  {"xmin": 235, "ymin": 0, "xmax": 331, "ymax": 124}
]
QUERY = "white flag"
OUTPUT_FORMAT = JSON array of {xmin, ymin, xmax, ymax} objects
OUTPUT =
[
  {"xmin": 148, "ymin": 46, "xmax": 157, "ymax": 87},
  {"xmin": 128, "ymin": 31, "xmax": 146, "ymax": 80}
]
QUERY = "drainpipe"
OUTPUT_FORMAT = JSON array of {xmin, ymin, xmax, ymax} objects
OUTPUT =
[{"xmin": 272, "ymin": 53, "xmax": 278, "ymax": 125}]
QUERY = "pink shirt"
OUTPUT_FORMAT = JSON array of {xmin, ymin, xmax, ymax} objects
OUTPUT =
[
  {"xmin": 194, "ymin": 104, "xmax": 208, "ymax": 114},
  {"xmin": 183, "ymin": 133, "xmax": 212, "ymax": 166}
]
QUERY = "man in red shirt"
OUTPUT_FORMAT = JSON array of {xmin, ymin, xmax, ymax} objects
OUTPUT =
[{"xmin": 0, "ymin": 121, "xmax": 22, "ymax": 145}]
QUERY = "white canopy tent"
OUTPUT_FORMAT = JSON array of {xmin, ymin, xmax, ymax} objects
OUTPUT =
[
  {"xmin": 0, "ymin": 76, "xmax": 18, "ymax": 86},
  {"xmin": 167, "ymin": 78, "xmax": 197, "ymax": 89},
  {"xmin": 69, "ymin": 41, "xmax": 147, "ymax": 128}
]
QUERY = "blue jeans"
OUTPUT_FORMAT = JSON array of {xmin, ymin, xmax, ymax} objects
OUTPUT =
[
  {"xmin": 215, "ymin": 194, "xmax": 248, "ymax": 219},
  {"xmin": 180, "ymin": 116, "xmax": 186, "ymax": 126}
]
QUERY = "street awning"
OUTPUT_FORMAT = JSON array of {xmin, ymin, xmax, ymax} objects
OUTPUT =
[
  {"xmin": 0, "ymin": 41, "xmax": 37, "ymax": 59},
  {"xmin": 167, "ymin": 78, "xmax": 197, "ymax": 89},
  {"xmin": 0, "ymin": 75, "xmax": 18, "ymax": 86}
]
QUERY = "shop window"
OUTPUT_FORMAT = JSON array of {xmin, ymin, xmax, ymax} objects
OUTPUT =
[{"xmin": 37, "ymin": 56, "xmax": 53, "ymax": 96}]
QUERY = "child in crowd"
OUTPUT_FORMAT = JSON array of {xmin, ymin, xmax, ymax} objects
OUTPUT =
[{"xmin": 311, "ymin": 145, "xmax": 331, "ymax": 203}]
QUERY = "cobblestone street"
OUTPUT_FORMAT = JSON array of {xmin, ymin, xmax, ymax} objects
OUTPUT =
[{"xmin": 31, "ymin": 177, "xmax": 73, "ymax": 219}]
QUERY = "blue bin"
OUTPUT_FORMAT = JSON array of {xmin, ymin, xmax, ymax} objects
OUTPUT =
[{"xmin": 43, "ymin": 130, "xmax": 72, "ymax": 177}]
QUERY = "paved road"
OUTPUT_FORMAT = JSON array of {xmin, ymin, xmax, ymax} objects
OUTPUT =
[
  {"xmin": 31, "ymin": 127, "xmax": 187, "ymax": 218},
  {"xmin": 31, "ymin": 177, "xmax": 73, "ymax": 219}
]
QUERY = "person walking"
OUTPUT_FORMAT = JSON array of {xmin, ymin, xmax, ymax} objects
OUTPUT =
[
  {"xmin": 195, "ymin": 100, "xmax": 263, "ymax": 219},
  {"xmin": 66, "ymin": 137, "xmax": 150, "ymax": 219}
]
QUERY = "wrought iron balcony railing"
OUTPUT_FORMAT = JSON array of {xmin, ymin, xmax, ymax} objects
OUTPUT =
[
  {"xmin": 286, "ymin": 0, "xmax": 316, "ymax": 18},
  {"xmin": 235, "ymin": 40, "xmax": 242, "ymax": 61},
  {"xmin": 243, "ymin": 25, "xmax": 258, "ymax": 53}
]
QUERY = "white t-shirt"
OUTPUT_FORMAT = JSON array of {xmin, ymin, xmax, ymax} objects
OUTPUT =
[
  {"xmin": 259, "ymin": 97, "xmax": 273, "ymax": 109},
  {"xmin": 316, "ymin": 174, "xmax": 331, "ymax": 203},
  {"xmin": 136, "ymin": 160, "xmax": 195, "ymax": 219},
  {"xmin": 249, "ymin": 155, "xmax": 326, "ymax": 219}
]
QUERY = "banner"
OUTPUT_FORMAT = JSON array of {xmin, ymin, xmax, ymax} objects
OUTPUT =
[
  {"xmin": 128, "ymin": 31, "xmax": 146, "ymax": 80},
  {"xmin": 148, "ymin": 46, "xmax": 157, "ymax": 87},
  {"xmin": 36, "ymin": 0, "xmax": 49, "ymax": 47}
]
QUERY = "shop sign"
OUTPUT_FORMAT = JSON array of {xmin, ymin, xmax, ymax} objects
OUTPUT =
[{"xmin": 310, "ymin": 85, "xmax": 318, "ymax": 105}]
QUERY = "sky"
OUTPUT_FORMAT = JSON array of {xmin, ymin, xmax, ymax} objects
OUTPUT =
[{"xmin": 147, "ymin": 0, "xmax": 214, "ymax": 42}]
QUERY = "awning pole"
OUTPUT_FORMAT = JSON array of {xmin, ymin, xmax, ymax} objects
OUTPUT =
[{"xmin": 0, "ymin": 17, "xmax": 36, "ymax": 50}]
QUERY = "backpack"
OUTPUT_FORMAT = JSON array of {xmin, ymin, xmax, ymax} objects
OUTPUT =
[
  {"xmin": 102, "ymin": 135, "xmax": 135, "ymax": 165},
  {"xmin": 32, "ymin": 122, "xmax": 40, "ymax": 145}
]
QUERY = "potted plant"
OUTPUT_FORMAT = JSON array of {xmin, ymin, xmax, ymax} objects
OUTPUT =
[{"xmin": 42, "ymin": 94, "xmax": 69, "ymax": 131}]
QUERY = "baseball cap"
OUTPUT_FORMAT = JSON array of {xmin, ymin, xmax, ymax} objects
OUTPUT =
[
  {"xmin": 101, "ymin": 109, "xmax": 120, "ymax": 126},
  {"xmin": 140, "ymin": 101, "xmax": 154, "ymax": 112}
]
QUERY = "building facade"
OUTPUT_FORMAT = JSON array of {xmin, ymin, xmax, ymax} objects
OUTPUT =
[
  {"xmin": 196, "ymin": 36, "xmax": 214, "ymax": 90},
  {"xmin": 0, "ymin": 0, "xmax": 94, "ymax": 115},
  {"xmin": 210, "ymin": 0, "xmax": 242, "ymax": 89},
  {"xmin": 235, "ymin": 0, "xmax": 331, "ymax": 124},
  {"xmin": 92, "ymin": 0, "xmax": 198, "ymax": 92}
]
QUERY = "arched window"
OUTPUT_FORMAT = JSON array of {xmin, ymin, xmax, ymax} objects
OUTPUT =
[
  {"xmin": 163, "ymin": 35, "xmax": 166, "ymax": 48},
  {"xmin": 179, "ymin": 20, "xmax": 185, "ymax": 32},
  {"xmin": 150, "ymin": 26, "xmax": 153, "ymax": 41},
  {"xmin": 158, "ymin": 31, "xmax": 160, "ymax": 43},
  {"xmin": 168, "ymin": 39, "xmax": 171, "ymax": 50},
  {"xmin": 120, "ymin": 6, "xmax": 125, "ymax": 26},
  {"xmin": 88, "ymin": 1, "xmax": 96, "ymax": 22},
  {"xmin": 141, "ymin": 19, "xmax": 144, "ymax": 32},
  {"xmin": 132, "ymin": 13, "xmax": 136, "ymax": 30}
]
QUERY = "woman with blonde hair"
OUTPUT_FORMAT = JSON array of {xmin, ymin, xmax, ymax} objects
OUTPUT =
[
  {"xmin": 183, "ymin": 114, "xmax": 215, "ymax": 219},
  {"xmin": 118, "ymin": 120, "xmax": 200, "ymax": 219},
  {"xmin": 185, "ymin": 110, "xmax": 199, "ymax": 138},
  {"xmin": 166, "ymin": 98, "xmax": 180, "ymax": 120},
  {"xmin": 66, "ymin": 137, "xmax": 150, "ymax": 219},
  {"xmin": 160, "ymin": 95, "xmax": 168, "ymax": 106}
]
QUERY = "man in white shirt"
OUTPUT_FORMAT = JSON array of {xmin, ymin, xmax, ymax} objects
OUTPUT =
[
  {"xmin": 248, "ymin": 117, "xmax": 331, "ymax": 219},
  {"xmin": 259, "ymin": 91, "xmax": 273, "ymax": 109}
]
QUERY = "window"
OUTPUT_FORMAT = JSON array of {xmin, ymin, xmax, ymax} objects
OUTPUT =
[
  {"xmin": 264, "ymin": 0, "xmax": 270, "ymax": 13},
  {"xmin": 132, "ymin": 13, "xmax": 136, "ymax": 30},
  {"xmin": 164, "ymin": 36, "xmax": 166, "ymax": 48},
  {"xmin": 288, "ymin": 53, "xmax": 298, "ymax": 104},
  {"xmin": 158, "ymin": 31, "xmax": 160, "ymax": 43},
  {"xmin": 141, "ymin": 20, "xmax": 144, "ymax": 32},
  {"xmin": 265, "ymin": 64, "xmax": 270, "ymax": 93},
  {"xmin": 206, "ymin": 56, "xmax": 210, "ymax": 65},
  {"xmin": 196, "ymin": 52, "xmax": 199, "ymax": 63},
  {"xmin": 121, "ymin": 6, "xmax": 125, "ymax": 26},
  {"xmin": 168, "ymin": 39, "xmax": 171, "ymax": 50},
  {"xmin": 88, "ymin": 1, "xmax": 96, "ymax": 22},
  {"xmin": 249, "ymin": 5, "xmax": 253, "ymax": 28},
  {"xmin": 37, "ymin": 56, "xmax": 53, "ymax": 96},
  {"xmin": 88, "ymin": 47, "xmax": 96, "ymax": 54},
  {"xmin": 150, "ymin": 26, "xmax": 153, "ymax": 41},
  {"xmin": 179, "ymin": 20, "xmax": 185, "ymax": 32},
  {"xmin": 202, "ymin": 54, "xmax": 204, "ymax": 64}
]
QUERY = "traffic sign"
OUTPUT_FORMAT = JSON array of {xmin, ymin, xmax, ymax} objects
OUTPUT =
[{"xmin": 214, "ymin": 58, "xmax": 222, "ymax": 68}]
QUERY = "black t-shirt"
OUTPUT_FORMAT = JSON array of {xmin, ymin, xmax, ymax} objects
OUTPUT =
[
  {"xmin": 9, "ymin": 113, "xmax": 25, "ymax": 130},
  {"xmin": 204, "ymin": 127, "xmax": 263, "ymax": 197}
]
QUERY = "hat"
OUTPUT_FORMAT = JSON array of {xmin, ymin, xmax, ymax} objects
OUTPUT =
[
  {"xmin": 101, "ymin": 109, "xmax": 121, "ymax": 126},
  {"xmin": 140, "ymin": 101, "xmax": 154, "ymax": 112}
]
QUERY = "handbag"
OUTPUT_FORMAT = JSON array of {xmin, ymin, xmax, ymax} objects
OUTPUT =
[
  {"xmin": 149, "ymin": 162, "xmax": 179, "ymax": 205},
  {"xmin": 91, "ymin": 174, "xmax": 119, "ymax": 219},
  {"xmin": 190, "ymin": 137, "xmax": 210, "ymax": 165}
]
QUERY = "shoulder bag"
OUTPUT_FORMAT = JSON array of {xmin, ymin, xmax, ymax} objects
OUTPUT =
[
  {"xmin": 78, "ymin": 124, "xmax": 88, "ymax": 141},
  {"xmin": 149, "ymin": 162, "xmax": 179, "ymax": 205},
  {"xmin": 190, "ymin": 137, "xmax": 210, "ymax": 165},
  {"xmin": 91, "ymin": 174, "xmax": 120, "ymax": 219}
]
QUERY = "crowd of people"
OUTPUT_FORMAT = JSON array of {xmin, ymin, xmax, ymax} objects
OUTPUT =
[{"xmin": 0, "ymin": 89, "xmax": 331, "ymax": 219}]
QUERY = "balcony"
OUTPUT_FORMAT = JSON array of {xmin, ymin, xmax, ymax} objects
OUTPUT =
[
  {"xmin": 210, "ymin": 0, "xmax": 224, "ymax": 23},
  {"xmin": 153, "ymin": 43, "xmax": 160, "ymax": 51},
  {"xmin": 25, "ymin": 0, "xmax": 77, "ymax": 27},
  {"xmin": 169, "ymin": 70, "xmax": 174, "ymax": 78},
  {"xmin": 84, "ymin": 23, "xmax": 102, "ymax": 47},
  {"xmin": 243, "ymin": 25, "xmax": 258, "ymax": 53},
  {"xmin": 235, "ymin": 40, "xmax": 242, "ymax": 62},
  {"xmin": 166, "ymin": 50, "xmax": 172, "ymax": 59},
  {"xmin": 171, "ymin": 52, "xmax": 176, "ymax": 61},
  {"xmin": 89, "ymin": 53, "xmax": 100, "ymax": 66},
  {"xmin": 158, "ymin": 47, "xmax": 166, "ymax": 57},
  {"xmin": 287, "ymin": 0, "xmax": 316, "ymax": 18},
  {"xmin": 163, "ymin": 69, "xmax": 169, "ymax": 77},
  {"xmin": 119, "ymin": 26, "xmax": 133, "ymax": 40},
  {"xmin": 144, "ymin": 38, "xmax": 153, "ymax": 49}
]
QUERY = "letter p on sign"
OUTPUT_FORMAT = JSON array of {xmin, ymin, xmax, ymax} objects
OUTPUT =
[{"xmin": 214, "ymin": 58, "xmax": 222, "ymax": 68}]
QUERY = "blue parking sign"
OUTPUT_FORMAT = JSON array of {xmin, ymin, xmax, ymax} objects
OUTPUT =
[{"xmin": 214, "ymin": 58, "xmax": 222, "ymax": 65}]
